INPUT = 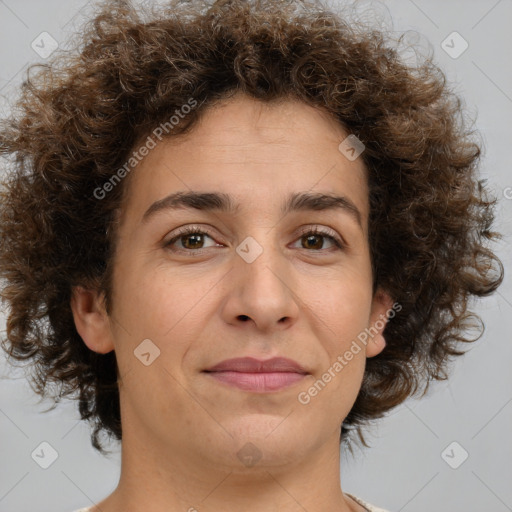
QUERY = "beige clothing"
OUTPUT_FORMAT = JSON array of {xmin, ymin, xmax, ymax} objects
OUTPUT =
[
  {"xmin": 72, "ymin": 494, "xmax": 391, "ymax": 512},
  {"xmin": 346, "ymin": 492, "xmax": 392, "ymax": 512}
]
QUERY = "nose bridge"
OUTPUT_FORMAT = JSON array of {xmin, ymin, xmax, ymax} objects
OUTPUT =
[
  {"xmin": 236, "ymin": 229, "xmax": 288, "ymax": 295},
  {"xmin": 227, "ymin": 228, "xmax": 299, "ymax": 328}
]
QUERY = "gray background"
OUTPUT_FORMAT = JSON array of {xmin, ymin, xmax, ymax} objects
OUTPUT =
[{"xmin": 0, "ymin": 1, "xmax": 511, "ymax": 511}]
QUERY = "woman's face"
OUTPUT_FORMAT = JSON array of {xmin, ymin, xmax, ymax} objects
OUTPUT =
[{"xmin": 75, "ymin": 93, "xmax": 392, "ymax": 471}]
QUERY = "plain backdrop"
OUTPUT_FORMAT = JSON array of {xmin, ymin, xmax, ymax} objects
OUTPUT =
[{"xmin": 0, "ymin": 1, "xmax": 511, "ymax": 511}]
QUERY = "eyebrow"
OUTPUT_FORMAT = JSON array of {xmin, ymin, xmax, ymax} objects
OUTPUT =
[{"xmin": 141, "ymin": 191, "xmax": 363, "ymax": 227}]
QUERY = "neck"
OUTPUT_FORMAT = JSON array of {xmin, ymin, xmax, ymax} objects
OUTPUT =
[{"xmin": 95, "ymin": 423, "xmax": 359, "ymax": 512}]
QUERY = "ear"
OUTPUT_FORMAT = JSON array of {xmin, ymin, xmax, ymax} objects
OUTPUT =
[
  {"xmin": 366, "ymin": 288, "xmax": 395, "ymax": 358},
  {"xmin": 70, "ymin": 285, "xmax": 115, "ymax": 354}
]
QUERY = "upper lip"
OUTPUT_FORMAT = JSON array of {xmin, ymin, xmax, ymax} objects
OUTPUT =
[{"xmin": 204, "ymin": 357, "xmax": 309, "ymax": 374}]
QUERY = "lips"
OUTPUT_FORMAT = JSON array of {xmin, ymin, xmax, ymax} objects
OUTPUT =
[
  {"xmin": 203, "ymin": 357, "xmax": 309, "ymax": 392},
  {"xmin": 205, "ymin": 357, "xmax": 309, "ymax": 374}
]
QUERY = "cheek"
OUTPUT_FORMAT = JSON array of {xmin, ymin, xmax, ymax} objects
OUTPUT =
[
  {"xmin": 291, "ymin": 282, "xmax": 371, "ymax": 407},
  {"xmin": 297, "ymin": 346, "xmax": 366, "ymax": 434},
  {"xmin": 145, "ymin": 272, "xmax": 220, "ymax": 338},
  {"xmin": 305, "ymin": 276, "xmax": 373, "ymax": 351},
  {"xmin": 112, "ymin": 270, "xmax": 223, "ymax": 387},
  {"xmin": 112, "ymin": 254, "xmax": 213, "ymax": 336},
  {"xmin": 111, "ymin": 271, "xmax": 208, "ymax": 416}
]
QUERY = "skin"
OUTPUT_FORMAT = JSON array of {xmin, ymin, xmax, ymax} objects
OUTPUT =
[{"xmin": 71, "ymin": 92, "xmax": 393, "ymax": 512}]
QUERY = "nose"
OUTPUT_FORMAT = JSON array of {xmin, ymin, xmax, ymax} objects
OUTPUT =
[{"xmin": 220, "ymin": 235, "xmax": 300, "ymax": 333}]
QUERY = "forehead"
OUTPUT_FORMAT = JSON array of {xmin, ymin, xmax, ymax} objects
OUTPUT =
[
  {"xmin": 172, "ymin": 95, "xmax": 360, "ymax": 165},
  {"xmin": 119, "ymin": 94, "xmax": 369, "ymax": 227}
]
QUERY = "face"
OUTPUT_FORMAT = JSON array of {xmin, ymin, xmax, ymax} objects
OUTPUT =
[{"xmin": 73, "ymin": 93, "xmax": 393, "ymax": 472}]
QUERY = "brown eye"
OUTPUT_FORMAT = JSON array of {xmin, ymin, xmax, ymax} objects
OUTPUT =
[
  {"xmin": 164, "ymin": 225, "xmax": 345, "ymax": 255},
  {"xmin": 165, "ymin": 227, "xmax": 219, "ymax": 253},
  {"xmin": 180, "ymin": 233, "xmax": 205, "ymax": 249},
  {"xmin": 301, "ymin": 233, "xmax": 329, "ymax": 250},
  {"xmin": 293, "ymin": 227, "xmax": 344, "ymax": 251}
]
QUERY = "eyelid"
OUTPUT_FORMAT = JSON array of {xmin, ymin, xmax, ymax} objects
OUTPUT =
[
  {"xmin": 164, "ymin": 224, "xmax": 346, "ymax": 253},
  {"xmin": 294, "ymin": 224, "xmax": 345, "ymax": 247},
  {"xmin": 163, "ymin": 224, "xmax": 220, "ymax": 248}
]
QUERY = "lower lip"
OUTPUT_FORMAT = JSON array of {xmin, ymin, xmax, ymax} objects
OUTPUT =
[{"xmin": 205, "ymin": 371, "xmax": 307, "ymax": 392}]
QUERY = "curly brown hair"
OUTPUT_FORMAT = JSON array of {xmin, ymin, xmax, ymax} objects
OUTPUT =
[{"xmin": 0, "ymin": 0, "xmax": 504, "ymax": 454}]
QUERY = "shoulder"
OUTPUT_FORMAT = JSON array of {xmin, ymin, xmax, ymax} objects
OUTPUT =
[{"xmin": 346, "ymin": 492, "xmax": 393, "ymax": 512}]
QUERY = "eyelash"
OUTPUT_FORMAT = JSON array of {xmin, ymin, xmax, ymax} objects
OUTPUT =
[{"xmin": 164, "ymin": 225, "xmax": 346, "ymax": 255}]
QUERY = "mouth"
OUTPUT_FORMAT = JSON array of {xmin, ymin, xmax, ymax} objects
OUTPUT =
[{"xmin": 202, "ymin": 357, "xmax": 310, "ymax": 393}]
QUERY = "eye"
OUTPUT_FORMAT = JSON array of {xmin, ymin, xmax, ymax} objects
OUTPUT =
[
  {"xmin": 163, "ymin": 225, "xmax": 345, "ymax": 255},
  {"xmin": 164, "ymin": 226, "xmax": 220, "ymax": 254},
  {"xmin": 292, "ymin": 226, "xmax": 345, "ymax": 251}
]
